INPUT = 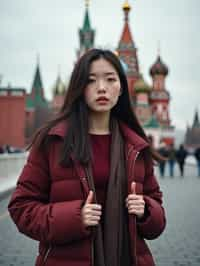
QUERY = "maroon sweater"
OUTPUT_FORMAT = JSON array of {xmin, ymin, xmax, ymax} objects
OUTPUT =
[{"xmin": 89, "ymin": 134, "xmax": 111, "ymax": 210}]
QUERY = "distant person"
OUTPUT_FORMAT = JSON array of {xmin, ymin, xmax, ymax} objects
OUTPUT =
[
  {"xmin": 167, "ymin": 143, "xmax": 176, "ymax": 177},
  {"xmin": 194, "ymin": 147, "xmax": 200, "ymax": 177},
  {"xmin": 8, "ymin": 49, "xmax": 166, "ymax": 266},
  {"xmin": 4, "ymin": 144, "xmax": 12, "ymax": 153},
  {"xmin": 157, "ymin": 141, "xmax": 168, "ymax": 177},
  {"xmin": 176, "ymin": 144, "xmax": 188, "ymax": 177},
  {"xmin": 0, "ymin": 146, "xmax": 4, "ymax": 154},
  {"xmin": 147, "ymin": 134, "xmax": 154, "ymax": 147}
]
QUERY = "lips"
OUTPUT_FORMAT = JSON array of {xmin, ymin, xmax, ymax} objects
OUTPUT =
[{"xmin": 96, "ymin": 96, "xmax": 109, "ymax": 102}]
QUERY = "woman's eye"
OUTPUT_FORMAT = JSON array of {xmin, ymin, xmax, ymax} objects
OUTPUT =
[
  {"xmin": 88, "ymin": 79, "xmax": 96, "ymax": 84},
  {"xmin": 107, "ymin": 78, "xmax": 116, "ymax": 82}
]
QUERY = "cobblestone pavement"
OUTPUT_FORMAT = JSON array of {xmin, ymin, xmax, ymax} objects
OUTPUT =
[{"xmin": 0, "ymin": 164, "xmax": 199, "ymax": 266}]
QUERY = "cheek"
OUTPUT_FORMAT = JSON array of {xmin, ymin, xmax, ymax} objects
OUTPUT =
[
  {"xmin": 84, "ymin": 87, "xmax": 93, "ymax": 105},
  {"xmin": 110, "ymin": 86, "xmax": 121, "ymax": 99}
]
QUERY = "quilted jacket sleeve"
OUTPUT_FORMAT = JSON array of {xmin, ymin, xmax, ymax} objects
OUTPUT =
[
  {"xmin": 8, "ymin": 145, "xmax": 90, "ymax": 245},
  {"xmin": 137, "ymin": 159, "xmax": 166, "ymax": 240}
]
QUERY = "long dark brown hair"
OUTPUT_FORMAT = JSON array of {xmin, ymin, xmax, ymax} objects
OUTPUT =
[{"xmin": 29, "ymin": 49, "xmax": 160, "ymax": 165}]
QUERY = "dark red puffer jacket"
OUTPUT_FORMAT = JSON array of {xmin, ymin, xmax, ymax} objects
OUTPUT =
[{"xmin": 8, "ymin": 121, "xmax": 166, "ymax": 266}]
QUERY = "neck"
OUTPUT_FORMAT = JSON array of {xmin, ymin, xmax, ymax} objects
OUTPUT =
[{"xmin": 88, "ymin": 111, "xmax": 110, "ymax": 134}]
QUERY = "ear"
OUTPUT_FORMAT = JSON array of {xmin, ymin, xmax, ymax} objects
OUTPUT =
[{"xmin": 119, "ymin": 88, "xmax": 123, "ymax": 96}]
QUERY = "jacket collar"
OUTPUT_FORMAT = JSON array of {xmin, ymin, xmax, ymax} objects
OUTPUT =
[
  {"xmin": 48, "ymin": 120, "xmax": 149, "ymax": 152},
  {"xmin": 119, "ymin": 121, "xmax": 149, "ymax": 151},
  {"xmin": 48, "ymin": 121, "xmax": 67, "ymax": 137}
]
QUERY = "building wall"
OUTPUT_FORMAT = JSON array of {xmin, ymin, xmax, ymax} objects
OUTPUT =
[{"xmin": 0, "ymin": 90, "xmax": 25, "ymax": 147}]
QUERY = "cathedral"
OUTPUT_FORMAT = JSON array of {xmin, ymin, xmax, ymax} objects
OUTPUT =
[
  {"xmin": 52, "ymin": 1, "xmax": 174, "ymax": 148},
  {"xmin": 184, "ymin": 110, "xmax": 200, "ymax": 150},
  {"xmin": 0, "ymin": 1, "xmax": 175, "ymax": 148}
]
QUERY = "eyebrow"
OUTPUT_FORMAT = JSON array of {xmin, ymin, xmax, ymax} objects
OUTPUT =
[{"xmin": 89, "ymin": 72, "xmax": 117, "ymax": 76}]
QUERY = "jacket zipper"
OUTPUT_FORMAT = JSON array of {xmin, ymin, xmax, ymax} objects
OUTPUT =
[
  {"xmin": 85, "ymin": 167, "xmax": 95, "ymax": 266},
  {"xmin": 91, "ymin": 237, "xmax": 94, "ymax": 266},
  {"xmin": 129, "ymin": 149, "xmax": 140, "ymax": 266},
  {"xmin": 42, "ymin": 246, "xmax": 52, "ymax": 266}
]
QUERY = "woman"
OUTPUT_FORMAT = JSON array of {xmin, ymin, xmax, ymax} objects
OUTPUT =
[
  {"xmin": 176, "ymin": 144, "xmax": 188, "ymax": 177},
  {"xmin": 8, "ymin": 49, "xmax": 166, "ymax": 266}
]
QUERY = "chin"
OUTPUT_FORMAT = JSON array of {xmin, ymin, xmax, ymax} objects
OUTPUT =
[{"xmin": 91, "ymin": 107, "xmax": 111, "ymax": 113}]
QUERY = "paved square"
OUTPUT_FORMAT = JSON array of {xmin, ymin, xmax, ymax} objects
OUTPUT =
[{"xmin": 0, "ymin": 164, "xmax": 199, "ymax": 265}]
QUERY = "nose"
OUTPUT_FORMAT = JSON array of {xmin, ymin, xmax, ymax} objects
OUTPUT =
[{"xmin": 97, "ymin": 80, "xmax": 106, "ymax": 93}]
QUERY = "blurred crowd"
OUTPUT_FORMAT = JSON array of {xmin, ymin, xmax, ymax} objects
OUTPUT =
[
  {"xmin": 0, "ymin": 144, "xmax": 24, "ymax": 154},
  {"xmin": 157, "ymin": 142, "xmax": 200, "ymax": 177}
]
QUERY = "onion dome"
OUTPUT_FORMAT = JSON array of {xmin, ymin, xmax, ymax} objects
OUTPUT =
[
  {"xmin": 53, "ymin": 75, "xmax": 66, "ymax": 96},
  {"xmin": 150, "ymin": 56, "xmax": 168, "ymax": 77},
  {"xmin": 134, "ymin": 75, "xmax": 151, "ymax": 93}
]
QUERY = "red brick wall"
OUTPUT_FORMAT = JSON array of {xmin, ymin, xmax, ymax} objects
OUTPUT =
[{"xmin": 0, "ymin": 90, "xmax": 25, "ymax": 148}]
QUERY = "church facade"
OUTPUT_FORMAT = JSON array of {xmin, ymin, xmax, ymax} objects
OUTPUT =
[
  {"xmin": 0, "ymin": 1, "xmax": 175, "ymax": 148},
  {"xmin": 58, "ymin": 1, "xmax": 174, "ymax": 148}
]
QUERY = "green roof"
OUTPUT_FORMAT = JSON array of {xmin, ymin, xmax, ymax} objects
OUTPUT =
[
  {"xmin": 144, "ymin": 116, "xmax": 160, "ymax": 128},
  {"xmin": 83, "ymin": 8, "xmax": 91, "ymax": 31},
  {"xmin": 26, "ymin": 63, "xmax": 48, "ymax": 109},
  {"xmin": 192, "ymin": 109, "xmax": 200, "ymax": 128},
  {"xmin": 79, "ymin": 6, "xmax": 95, "ymax": 50},
  {"xmin": 32, "ymin": 64, "xmax": 43, "ymax": 93}
]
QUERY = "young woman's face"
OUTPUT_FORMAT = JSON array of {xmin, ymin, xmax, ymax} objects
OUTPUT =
[{"xmin": 84, "ymin": 58, "xmax": 121, "ymax": 114}]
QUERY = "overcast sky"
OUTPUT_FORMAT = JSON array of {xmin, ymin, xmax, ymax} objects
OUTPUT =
[{"xmin": 0, "ymin": 0, "xmax": 199, "ymax": 130}]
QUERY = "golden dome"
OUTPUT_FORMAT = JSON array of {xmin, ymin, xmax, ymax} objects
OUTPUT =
[{"xmin": 123, "ymin": 1, "xmax": 131, "ymax": 11}]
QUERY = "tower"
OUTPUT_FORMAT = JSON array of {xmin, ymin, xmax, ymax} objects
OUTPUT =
[
  {"xmin": 117, "ymin": 1, "xmax": 140, "ymax": 98},
  {"xmin": 26, "ymin": 57, "xmax": 48, "ymax": 110},
  {"xmin": 77, "ymin": 0, "xmax": 95, "ymax": 58},
  {"xmin": 26, "ymin": 57, "xmax": 50, "ymax": 140},
  {"xmin": 192, "ymin": 109, "xmax": 200, "ymax": 128},
  {"xmin": 52, "ymin": 72, "xmax": 66, "ymax": 114},
  {"xmin": 149, "ymin": 53, "xmax": 170, "ymax": 127},
  {"xmin": 184, "ymin": 109, "xmax": 200, "ymax": 149}
]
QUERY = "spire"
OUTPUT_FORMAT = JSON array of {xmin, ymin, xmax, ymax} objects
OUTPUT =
[
  {"xmin": 32, "ymin": 59, "xmax": 43, "ymax": 95},
  {"xmin": 78, "ymin": 1, "xmax": 95, "ymax": 56},
  {"xmin": 83, "ymin": 1, "xmax": 91, "ymax": 30},
  {"xmin": 118, "ymin": 1, "xmax": 139, "ymax": 78},
  {"xmin": 157, "ymin": 40, "xmax": 161, "ymax": 57},
  {"xmin": 192, "ymin": 109, "xmax": 200, "ymax": 128},
  {"xmin": 53, "ymin": 71, "xmax": 66, "ymax": 96},
  {"xmin": 123, "ymin": 0, "xmax": 131, "ymax": 22},
  {"xmin": 85, "ymin": 0, "xmax": 89, "ymax": 8},
  {"xmin": 27, "ymin": 56, "xmax": 47, "ymax": 109},
  {"xmin": 119, "ymin": 1, "xmax": 134, "ymax": 46}
]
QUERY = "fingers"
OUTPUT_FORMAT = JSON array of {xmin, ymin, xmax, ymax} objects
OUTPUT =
[
  {"xmin": 82, "ymin": 191, "xmax": 102, "ymax": 227},
  {"xmin": 126, "ymin": 196, "xmax": 145, "ymax": 208},
  {"xmin": 126, "ymin": 200, "xmax": 145, "ymax": 216},
  {"xmin": 85, "ymin": 190, "xmax": 94, "ymax": 204},
  {"xmin": 131, "ymin": 181, "xmax": 136, "ymax": 194},
  {"xmin": 126, "ymin": 182, "xmax": 145, "ymax": 217}
]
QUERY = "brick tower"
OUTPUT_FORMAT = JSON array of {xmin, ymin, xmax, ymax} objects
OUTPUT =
[
  {"xmin": 117, "ymin": 1, "xmax": 140, "ymax": 99},
  {"xmin": 77, "ymin": 0, "xmax": 95, "ymax": 58}
]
